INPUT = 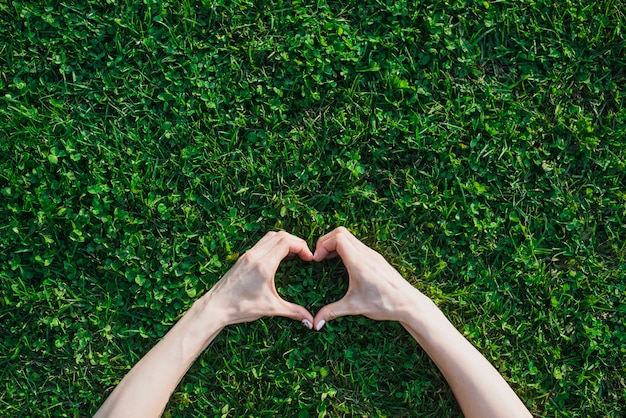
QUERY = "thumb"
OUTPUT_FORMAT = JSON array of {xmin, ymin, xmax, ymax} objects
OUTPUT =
[
  {"xmin": 313, "ymin": 297, "xmax": 355, "ymax": 331},
  {"xmin": 275, "ymin": 298, "xmax": 315, "ymax": 329}
]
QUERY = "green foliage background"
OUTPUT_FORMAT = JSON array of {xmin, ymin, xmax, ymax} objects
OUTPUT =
[{"xmin": 1, "ymin": 0, "xmax": 625, "ymax": 416}]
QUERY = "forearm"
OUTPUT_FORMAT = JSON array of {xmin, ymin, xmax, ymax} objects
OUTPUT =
[
  {"xmin": 95, "ymin": 294, "xmax": 226, "ymax": 418},
  {"xmin": 399, "ymin": 293, "xmax": 532, "ymax": 418}
]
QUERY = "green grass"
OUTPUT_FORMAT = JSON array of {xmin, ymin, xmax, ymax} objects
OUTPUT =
[{"xmin": 1, "ymin": 0, "xmax": 625, "ymax": 416}]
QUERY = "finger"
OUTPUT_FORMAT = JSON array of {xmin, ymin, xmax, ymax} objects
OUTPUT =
[
  {"xmin": 312, "ymin": 228, "xmax": 340, "ymax": 261},
  {"xmin": 312, "ymin": 229, "xmax": 341, "ymax": 261},
  {"xmin": 313, "ymin": 297, "xmax": 356, "ymax": 331},
  {"xmin": 240, "ymin": 231, "xmax": 280, "ymax": 260},
  {"xmin": 273, "ymin": 298, "xmax": 315, "ymax": 328},
  {"xmin": 287, "ymin": 248, "xmax": 314, "ymax": 260},
  {"xmin": 313, "ymin": 227, "xmax": 360, "ymax": 262},
  {"xmin": 267, "ymin": 231, "xmax": 314, "ymax": 262},
  {"xmin": 253, "ymin": 231, "xmax": 314, "ymax": 269},
  {"xmin": 313, "ymin": 250, "xmax": 338, "ymax": 261}
]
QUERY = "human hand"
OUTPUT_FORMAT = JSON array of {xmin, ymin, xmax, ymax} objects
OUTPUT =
[
  {"xmin": 312, "ymin": 227, "xmax": 423, "ymax": 330},
  {"xmin": 203, "ymin": 231, "xmax": 315, "ymax": 328}
]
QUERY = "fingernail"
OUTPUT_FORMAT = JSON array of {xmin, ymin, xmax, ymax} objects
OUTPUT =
[
  {"xmin": 315, "ymin": 320, "xmax": 326, "ymax": 331},
  {"xmin": 302, "ymin": 319, "xmax": 313, "ymax": 329}
]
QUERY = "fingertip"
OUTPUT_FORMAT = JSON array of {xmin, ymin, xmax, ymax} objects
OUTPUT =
[
  {"xmin": 315, "ymin": 319, "xmax": 326, "ymax": 331},
  {"xmin": 312, "ymin": 310, "xmax": 326, "ymax": 329},
  {"xmin": 299, "ymin": 249, "xmax": 314, "ymax": 262},
  {"xmin": 312, "ymin": 249, "xmax": 324, "ymax": 262}
]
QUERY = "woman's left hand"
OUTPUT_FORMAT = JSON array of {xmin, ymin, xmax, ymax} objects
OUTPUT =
[{"xmin": 203, "ymin": 231, "xmax": 315, "ymax": 328}]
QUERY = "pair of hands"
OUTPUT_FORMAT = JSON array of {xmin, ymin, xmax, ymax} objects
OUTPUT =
[{"xmin": 207, "ymin": 227, "xmax": 421, "ymax": 331}]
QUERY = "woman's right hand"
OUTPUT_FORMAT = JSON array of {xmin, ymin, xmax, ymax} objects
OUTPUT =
[{"xmin": 312, "ymin": 227, "xmax": 427, "ymax": 330}]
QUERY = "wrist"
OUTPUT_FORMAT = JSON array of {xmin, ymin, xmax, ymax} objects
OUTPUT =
[
  {"xmin": 151, "ymin": 295, "xmax": 227, "ymax": 365},
  {"xmin": 396, "ymin": 291, "xmax": 445, "ymax": 332},
  {"xmin": 399, "ymin": 296, "xmax": 461, "ymax": 351},
  {"xmin": 190, "ymin": 291, "xmax": 232, "ymax": 330}
]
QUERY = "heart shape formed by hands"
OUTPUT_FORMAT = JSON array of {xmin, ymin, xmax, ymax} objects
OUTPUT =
[
  {"xmin": 98, "ymin": 230, "xmax": 533, "ymax": 418},
  {"xmin": 213, "ymin": 227, "xmax": 420, "ymax": 332}
]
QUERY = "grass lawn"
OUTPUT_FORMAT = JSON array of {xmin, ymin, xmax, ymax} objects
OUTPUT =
[{"xmin": 1, "ymin": 0, "xmax": 625, "ymax": 416}]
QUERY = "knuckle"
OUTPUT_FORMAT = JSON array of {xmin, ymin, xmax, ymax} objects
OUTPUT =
[
  {"xmin": 335, "ymin": 226, "xmax": 349, "ymax": 234},
  {"xmin": 325, "ymin": 309, "xmax": 336, "ymax": 321},
  {"xmin": 273, "ymin": 231, "xmax": 290, "ymax": 245},
  {"xmin": 252, "ymin": 261, "xmax": 271, "ymax": 278},
  {"xmin": 238, "ymin": 250, "xmax": 256, "ymax": 265}
]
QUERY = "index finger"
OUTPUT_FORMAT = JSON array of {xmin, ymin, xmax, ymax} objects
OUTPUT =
[
  {"xmin": 256, "ymin": 231, "xmax": 314, "ymax": 268},
  {"xmin": 313, "ymin": 227, "xmax": 361, "ymax": 262}
]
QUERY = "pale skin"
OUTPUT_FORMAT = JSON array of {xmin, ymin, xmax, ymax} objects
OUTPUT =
[
  {"xmin": 95, "ymin": 228, "xmax": 532, "ymax": 418},
  {"xmin": 311, "ymin": 227, "xmax": 532, "ymax": 418}
]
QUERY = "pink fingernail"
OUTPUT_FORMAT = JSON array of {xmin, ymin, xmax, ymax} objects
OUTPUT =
[
  {"xmin": 315, "ymin": 320, "xmax": 326, "ymax": 331},
  {"xmin": 302, "ymin": 319, "xmax": 313, "ymax": 329}
]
